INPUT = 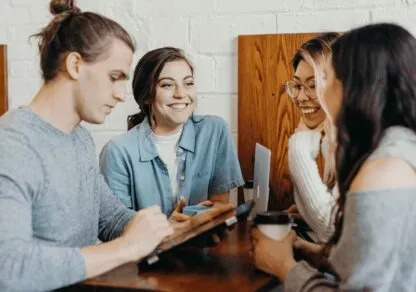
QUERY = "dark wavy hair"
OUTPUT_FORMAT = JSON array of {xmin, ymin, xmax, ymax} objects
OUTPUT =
[
  {"xmin": 127, "ymin": 47, "xmax": 194, "ymax": 130},
  {"xmin": 325, "ymin": 23, "xmax": 416, "ymax": 260}
]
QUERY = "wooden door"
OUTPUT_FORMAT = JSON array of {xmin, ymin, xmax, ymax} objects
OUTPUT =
[
  {"xmin": 0, "ymin": 45, "xmax": 8, "ymax": 116},
  {"xmin": 238, "ymin": 33, "xmax": 316, "ymax": 210}
]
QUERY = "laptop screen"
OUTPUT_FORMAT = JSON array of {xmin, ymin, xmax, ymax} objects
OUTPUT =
[{"xmin": 252, "ymin": 143, "xmax": 271, "ymax": 217}]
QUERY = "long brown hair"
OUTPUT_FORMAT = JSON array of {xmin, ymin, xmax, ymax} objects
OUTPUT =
[
  {"xmin": 32, "ymin": 0, "xmax": 135, "ymax": 82},
  {"xmin": 324, "ymin": 23, "xmax": 416, "ymax": 265},
  {"xmin": 127, "ymin": 47, "xmax": 194, "ymax": 130}
]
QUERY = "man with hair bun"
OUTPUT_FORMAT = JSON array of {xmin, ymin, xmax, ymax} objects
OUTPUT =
[{"xmin": 0, "ymin": 1, "xmax": 174, "ymax": 290}]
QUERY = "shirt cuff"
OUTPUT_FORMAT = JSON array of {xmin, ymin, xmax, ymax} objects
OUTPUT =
[
  {"xmin": 284, "ymin": 261, "xmax": 319, "ymax": 292},
  {"xmin": 209, "ymin": 178, "xmax": 245, "ymax": 195}
]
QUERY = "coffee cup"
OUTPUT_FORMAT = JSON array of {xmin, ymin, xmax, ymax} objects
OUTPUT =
[{"xmin": 253, "ymin": 211, "xmax": 292, "ymax": 240}]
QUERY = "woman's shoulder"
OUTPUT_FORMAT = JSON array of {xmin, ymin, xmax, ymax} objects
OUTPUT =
[
  {"xmin": 350, "ymin": 156, "xmax": 416, "ymax": 193},
  {"xmin": 192, "ymin": 115, "xmax": 230, "ymax": 132},
  {"xmin": 370, "ymin": 126, "xmax": 416, "ymax": 160},
  {"xmin": 101, "ymin": 127, "xmax": 142, "ymax": 157},
  {"xmin": 352, "ymin": 126, "xmax": 416, "ymax": 192}
]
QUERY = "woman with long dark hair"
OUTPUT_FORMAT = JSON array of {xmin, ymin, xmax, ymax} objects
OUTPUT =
[
  {"xmin": 100, "ymin": 47, "xmax": 243, "ymax": 220},
  {"xmin": 251, "ymin": 23, "xmax": 416, "ymax": 290}
]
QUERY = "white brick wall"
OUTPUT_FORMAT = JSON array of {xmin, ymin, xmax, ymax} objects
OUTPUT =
[{"xmin": 2, "ymin": 0, "xmax": 416, "ymax": 155}]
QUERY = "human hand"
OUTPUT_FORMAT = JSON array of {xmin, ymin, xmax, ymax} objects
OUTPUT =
[
  {"xmin": 250, "ymin": 227, "xmax": 297, "ymax": 280},
  {"xmin": 170, "ymin": 198, "xmax": 220, "ymax": 222},
  {"xmin": 170, "ymin": 202, "xmax": 234, "ymax": 236},
  {"xmin": 170, "ymin": 196, "xmax": 191, "ymax": 222},
  {"xmin": 293, "ymin": 236, "xmax": 325, "ymax": 267},
  {"xmin": 284, "ymin": 204, "xmax": 302, "ymax": 220},
  {"xmin": 120, "ymin": 205, "xmax": 173, "ymax": 262},
  {"xmin": 170, "ymin": 202, "xmax": 234, "ymax": 247},
  {"xmin": 293, "ymin": 236, "xmax": 322, "ymax": 255}
]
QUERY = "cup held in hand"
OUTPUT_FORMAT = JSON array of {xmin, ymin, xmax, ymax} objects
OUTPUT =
[{"xmin": 253, "ymin": 211, "xmax": 292, "ymax": 240}]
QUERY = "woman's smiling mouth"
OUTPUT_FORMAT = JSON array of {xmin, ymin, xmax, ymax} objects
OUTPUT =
[
  {"xmin": 168, "ymin": 103, "xmax": 189, "ymax": 110},
  {"xmin": 300, "ymin": 107, "xmax": 320, "ymax": 115}
]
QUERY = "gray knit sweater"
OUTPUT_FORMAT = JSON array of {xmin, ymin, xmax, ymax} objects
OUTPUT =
[
  {"xmin": 0, "ymin": 107, "xmax": 135, "ymax": 291},
  {"xmin": 285, "ymin": 126, "xmax": 416, "ymax": 291}
]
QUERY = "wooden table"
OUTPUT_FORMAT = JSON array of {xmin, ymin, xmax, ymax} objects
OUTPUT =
[{"xmin": 69, "ymin": 221, "xmax": 278, "ymax": 291}]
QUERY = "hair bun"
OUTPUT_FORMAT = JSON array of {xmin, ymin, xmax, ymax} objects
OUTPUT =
[{"xmin": 49, "ymin": 0, "xmax": 81, "ymax": 16}]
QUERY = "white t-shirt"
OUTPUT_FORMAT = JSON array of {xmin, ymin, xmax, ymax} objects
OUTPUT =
[{"xmin": 152, "ymin": 128, "xmax": 183, "ymax": 204}]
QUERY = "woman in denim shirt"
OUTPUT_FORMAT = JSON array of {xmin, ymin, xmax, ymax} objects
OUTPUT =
[{"xmin": 100, "ymin": 47, "xmax": 244, "ymax": 218}]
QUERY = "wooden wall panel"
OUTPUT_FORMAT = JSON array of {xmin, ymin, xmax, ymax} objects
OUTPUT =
[
  {"xmin": 0, "ymin": 45, "xmax": 8, "ymax": 116},
  {"xmin": 238, "ymin": 33, "xmax": 316, "ymax": 210}
]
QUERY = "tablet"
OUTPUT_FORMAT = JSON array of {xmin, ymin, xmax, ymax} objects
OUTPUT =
[{"xmin": 139, "ymin": 200, "xmax": 254, "ymax": 266}]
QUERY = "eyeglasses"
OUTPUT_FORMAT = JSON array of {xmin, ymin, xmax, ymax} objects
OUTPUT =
[{"xmin": 284, "ymin": 80, "xmax": 317, "ymax": 101}]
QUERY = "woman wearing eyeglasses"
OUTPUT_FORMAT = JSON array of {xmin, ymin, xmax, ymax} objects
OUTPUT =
[{"xmin": 285, "ymin": 33, "xmax": 340, "ymax": 243}]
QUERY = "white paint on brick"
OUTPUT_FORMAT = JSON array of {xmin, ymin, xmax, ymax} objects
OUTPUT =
[
  {"xmin": 191, "ymin": 15, "xmax": 276, "ymax": 54},
  {"xmin": 215, "ymin": 56, "xmax": 237, "ymax": 93},
  {"xmin": 6, "ymin": 24, "xmax": 41, "ymax": 60},
  {"xmin": 195, "ymin": 94, "xmax": 238, "ymax": 131},
  {"xmin": 8, "ymin": 76, "xmax": 41, "ymax": 109},
  {"xmin": 3, "ymin": 7, "xmax": 31, "ymax": 25},
  {"xmin": 277, "ymin": 10, "xmax": 370, "ymax": 33},
  {"xmin": 373, "ymin": 7, "xmax": 416, "ymax": 36},
  {"xmin": 191, "ymin": 54, "xmax": 216, "ymax": 93},
  {"xmin": 9, "ymin": 60, "xmax": 39, "ymax": 77},
  {"xmin": 92, "ymin": 131, "xmax": 125, "ymax": 157},
  {"xmin": 232, "ymin": 133, "xmax": 238, "ymax": 149},
  {"xmin": 217, "ymin": 0, "xmax": 307, "ymax": 13},
  {"xmin": 0, "ymin": 25, "xmax": 6, "ymax": 43},
  {"xmin": 217, "ymin": 0, "xmax": 398, "ymax": 13},
  {"xmin": 11, "ymin": 0, "xmax": 48, "ymax": 6},
  {"xmin": 307, "ymin": 0, "xmax": 398, "ymax": 10},
  {"xmin": 107, "ymin": 96, "xmax": 139, "ymax": 131},
  {"xmin": 134, "ymin": 0, "xmax": 216, "ymax": 17},
  {"xmin": 28, "ymin": 2, "xmax": 50, "ymax": 25},
  {"xmin": 148, "ymin": 18, "xmax": 189, "ymax": 51}
]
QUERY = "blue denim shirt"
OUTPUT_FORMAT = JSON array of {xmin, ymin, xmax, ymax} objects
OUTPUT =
[{"xmin": 99, "ymin": 115, "xmax": 244, "ymax": 215}]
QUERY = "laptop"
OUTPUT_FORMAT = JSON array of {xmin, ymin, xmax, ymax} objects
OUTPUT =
[{"xmin": 251, "ymin": 143, "xmax": 271, "ymax": 218}]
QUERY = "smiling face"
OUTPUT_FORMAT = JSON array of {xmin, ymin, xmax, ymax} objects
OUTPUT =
[
  {"xmin": 293, "ymin": 60, "xmax": 326, "ymax": 129},
  {"xmin": 151, "ymin": 60, "xmax": 197, "ymax": 135}
]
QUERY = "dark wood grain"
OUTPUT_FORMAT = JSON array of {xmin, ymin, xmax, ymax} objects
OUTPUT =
[
  {"xmin": 0, "ymin": 45, "xmax": 8, "ymax": 116},
  {"xmin": 70, "ymin": 222, "xmax": 275, "ymax": 292},
  {"xmin": 238, "ymin": 33, "xmax": 317, "ymax": 210}
]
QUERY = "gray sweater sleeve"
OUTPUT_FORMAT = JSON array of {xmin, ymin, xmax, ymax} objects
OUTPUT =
[
  {"xmin": 0, "ymin": 138, "xmax": 85, "ymax": 291},
  {"xmin": 97, "ymin": 172, "xmax": 135, "ymax": 242},
  {"xmin": 284, "ymin": 189, "xmax": 414, "ymax": 291}
]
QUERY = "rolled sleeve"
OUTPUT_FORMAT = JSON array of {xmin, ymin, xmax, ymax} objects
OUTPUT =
[
  {"xmin": 208, "ymin": 118, "xmax": 244, "ymax": 196},
  {"xmin": 284, "ymin": 261, "xmax": 338, "ymax": 292}
]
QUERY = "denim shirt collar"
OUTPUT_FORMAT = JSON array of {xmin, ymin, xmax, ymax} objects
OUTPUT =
[{"xmin": 137, "ymin": 118, "xmax": 196, "ymax": 162}]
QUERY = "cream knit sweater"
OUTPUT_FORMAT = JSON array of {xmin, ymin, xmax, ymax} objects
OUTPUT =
[{"xmin": 288, "ymin": 130, "xmax": 338, "ymax": 242}]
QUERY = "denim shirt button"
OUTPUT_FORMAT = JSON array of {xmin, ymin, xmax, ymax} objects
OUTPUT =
[
  {"xmin": 180, "ymin": 175, "xmax": 185, "ymax": 181},
  {"xmin": 181, "ymin": 156, "xmax": 186, "ymax": 161}
]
